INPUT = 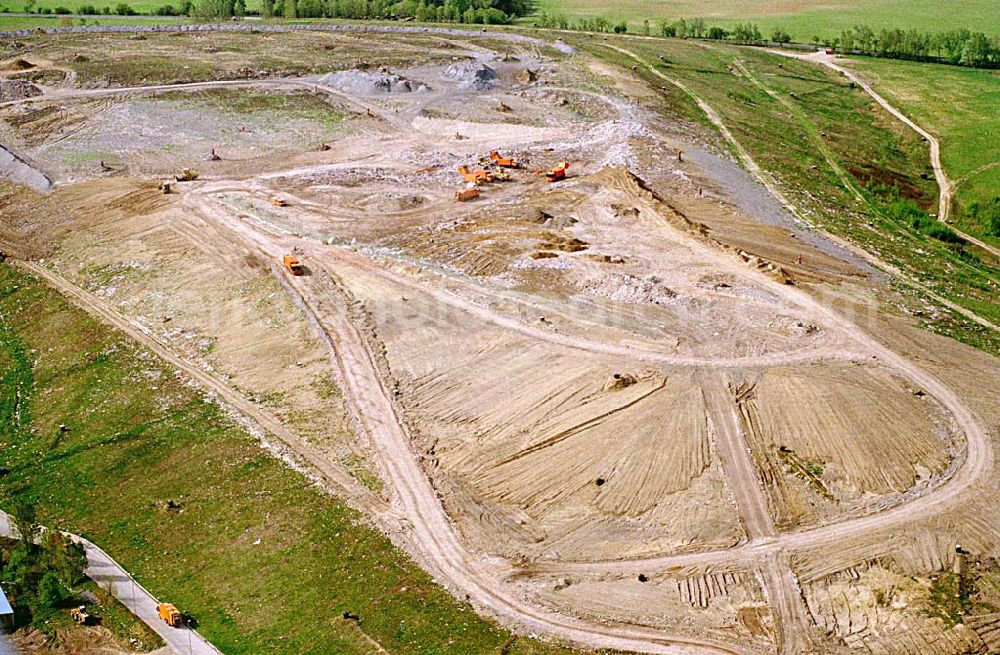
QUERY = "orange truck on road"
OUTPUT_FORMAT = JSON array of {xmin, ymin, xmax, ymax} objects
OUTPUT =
[{"xmin": 157, "ymin": 603, "xmax": 182, "ymax": 628}]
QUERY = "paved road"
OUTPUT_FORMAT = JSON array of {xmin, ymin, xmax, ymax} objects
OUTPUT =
[
  {"xmin": 0, "ymin": 633, "xmax": 18, "ymax": 655},
  {"xmin": 0, "ymin": 512, "xmax": 223, "ymax": 655}
]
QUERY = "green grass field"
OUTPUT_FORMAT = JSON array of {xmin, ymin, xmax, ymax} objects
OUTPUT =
[
  {"xmin": 0, "ymin": 262, "xmax": 587, "ymax": 655},
  {"xmin": 572, "ymin": 35, "xmax": 1000, "ymax": 353},
  {"xmin": 840, "ymin": 56, "xmax": 1000, "ymax": 244},
  {"xmin": 0, "ymin": 14, "xmax": 188, "ymax": 28},
  {"xmin": 529, "ymin": 0, "xmax": 999, "ymax": 42}
]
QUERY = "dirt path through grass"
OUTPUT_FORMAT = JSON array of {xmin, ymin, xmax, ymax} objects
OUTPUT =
[{"xmin": 772, "ymin": 50, "xmax": 1000, "ymax": 261}]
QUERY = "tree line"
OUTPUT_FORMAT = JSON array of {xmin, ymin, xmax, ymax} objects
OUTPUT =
[
  {"xmin": 196, "ymin": 0, "xmax": 527, "ymax": 22},
  {"xmin": 12, "ymin": 0, "xmax": 528, "ymax": 23},
  {"xmin": 273, "ymin": 0, "xmax": 526, "ymax": 22}
]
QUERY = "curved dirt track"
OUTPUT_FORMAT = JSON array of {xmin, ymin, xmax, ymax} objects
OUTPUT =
[{"xmin": 187, "ymin": 172, "xmax": 992, "ymax": 655}]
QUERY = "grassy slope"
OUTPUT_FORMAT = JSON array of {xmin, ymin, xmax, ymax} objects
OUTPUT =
[
  {"xmin": 529, "ymin": 0, "xmax": 1000, "ymax": 42},
  {"xmin": 839, "ymin": 56, "xmax": 1000, "ymax": 245},
  {"xmin": 0, "ymin": 262, "xmax": 584, "ymax": 655},
  {"xmin": 573, "ymin": 35, "xmax": 1000, "ymax": 355}
]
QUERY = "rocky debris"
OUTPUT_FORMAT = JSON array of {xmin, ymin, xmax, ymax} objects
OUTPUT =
[
  {"xmin": 528, "ymin": 208, "xmax": 578, "ymax": 229},
  {"xmin": 320, "ymin": 69, "xmax": 428, "ymax": 95},
  {"xmin": 0, "ymin": 79, "xmax": 41, "ymax": 103},
  {"xmin": 585, "ymin": 273, "xmax": 677, "ymax": 306},
  {"xmin": 611, "ymin": 203, "xmax": 640, "ymax": 218},
  {"xmin": 441, "ymin": 60, "xmax": 497, "ymax": 91},
  {"xmin": 516, "ymin": 68, "xmax": 538, "ymax": 84},
  {"xmin": 604, "ymin": 372, "xmax": 638, "ymax": 391}
]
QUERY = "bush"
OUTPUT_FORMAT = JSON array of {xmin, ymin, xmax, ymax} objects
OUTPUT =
[
  {"xmin": 34, "ymin": 571, "xmax": 73, "ymax": 614},
  {"xmin": 888, "ymin": 199, "xmax": 964, "ymax": 243},
  {"xmin": 78, "ymin": 4, "xmax": 97, "ymax": 12},
  {"xmin": 53, "ymin": 5, "xmax": 70, "ymax": 12},
  {"xmin": 113, "ymin": 1, "xmax": 134, "ymax": 13},
  {"xmin": 966, "ymin": 198, "xmax": 1000, "ymax": 237}
]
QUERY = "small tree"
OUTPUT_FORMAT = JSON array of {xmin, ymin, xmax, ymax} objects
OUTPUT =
[
  {"xmin": 11, "ymin": 499, "xmax": 40, "ymax": 547},
  {"xmin": 34, "ymin": 571, "xmax": 73, "ymax": 613},
  {"xmin": 40, "ymin": 532, "xmax": 87, "ymax": 587},
  {"xmin": 771, "ymin": 27, "xmax": 792, "ymax": 44},
  {"xmin": 2, "ymin": 542, "xmax": 35, "ymax": 598}
]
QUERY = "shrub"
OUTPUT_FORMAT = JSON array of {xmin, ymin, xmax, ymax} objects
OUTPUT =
[{"xmin": 966, "ymin": 198, "xmax": 1000, "ymax": 237}]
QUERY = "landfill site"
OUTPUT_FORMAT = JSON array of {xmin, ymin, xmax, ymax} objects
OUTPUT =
[{"xmin": 1, "ymin": 24, "xmax": 1000, "ymax": 655}]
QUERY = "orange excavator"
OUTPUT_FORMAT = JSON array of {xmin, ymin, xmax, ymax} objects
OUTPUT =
[
  {"xmin": 489, "ymin": 151, "xmax": 520, "ymax": 168},
  {"xmin": 545, "ymin": 161, "xmax": 569, "ymax": 183},
  {"xmin": 458, "ymin": 165, "xmax": 493, "ymax": 185}
]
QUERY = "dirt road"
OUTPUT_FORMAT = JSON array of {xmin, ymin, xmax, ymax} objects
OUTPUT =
[
  {"xmin": 700, "ymin": 373, "xmax": 775, "ymax": 541},
  {"xmin": 187, "ymin": 192, "xmax": 753, "ymax": 655},
  {"xmin": 0, "ymin": 511, "xmax": 222, "ymax": 655},
  {"xmin": 776, "ymin": 50, "xmax": 1000, "ymax": 261}
]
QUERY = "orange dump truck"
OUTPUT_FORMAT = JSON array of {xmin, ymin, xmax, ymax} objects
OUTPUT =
[
  {"xmin": 283, "ymin": 254, "xmax": 303, "ymax": 275},
  {"xmin": 489, "ymin": 151, "xmax": 519, "ymax": 168},
  {"xmin": 546, "ymin": 161, "xmax": 569, "ymax": 183},
  {"xmin": 157, "ymin": 603, "xmax": 182, "ymax": 628},
  {"xmin": 456, "ymin": 187, "xmax": 480, "ymax": 201}
]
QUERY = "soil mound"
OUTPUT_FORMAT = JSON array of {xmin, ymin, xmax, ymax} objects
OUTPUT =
[
  {"xmin": 3, "ymin": 58, "xmax": 34, "ymax": 70},
  {"xmin": 320, "ymin": 70, "xmax": 428, "ymax": 95},
  {"xmin": 585, "ymin": 273, "xmax": 677, "ymax": 305},
  {"xmin": 441, "ymin": 60, "xmax": 497, "ymax": 91}
]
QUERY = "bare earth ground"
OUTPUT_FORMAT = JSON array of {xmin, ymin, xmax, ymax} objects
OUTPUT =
[{"xmin": 1, "ymin": 26, "xmax": 999, "ymax": 655}]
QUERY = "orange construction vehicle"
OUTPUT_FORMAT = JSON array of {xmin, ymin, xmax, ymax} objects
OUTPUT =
[
  {"xmin": 545, "ymin": 161, "xmax": 569, "ymax": 183},
  {"xmin": 458, "ymin": 165, "xmax": 493, "ymax": 185},
  {"xmin": 283, "ymin": 254, "xmax": 303, "ymax": 275},
  {"xmin": 489, "ymin": 151, "xmax": 520, "ymax": 168},
  {"xmin": 157, "ymin": 603, "xmax": 182, "ymax": 628},
  {"xmin": 271, "ymin": 197, "xmax": 289, "ymax": 207},
  {"xmin": 456, "ymin": 187, "xmax": 480, "ymax": 201}
]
